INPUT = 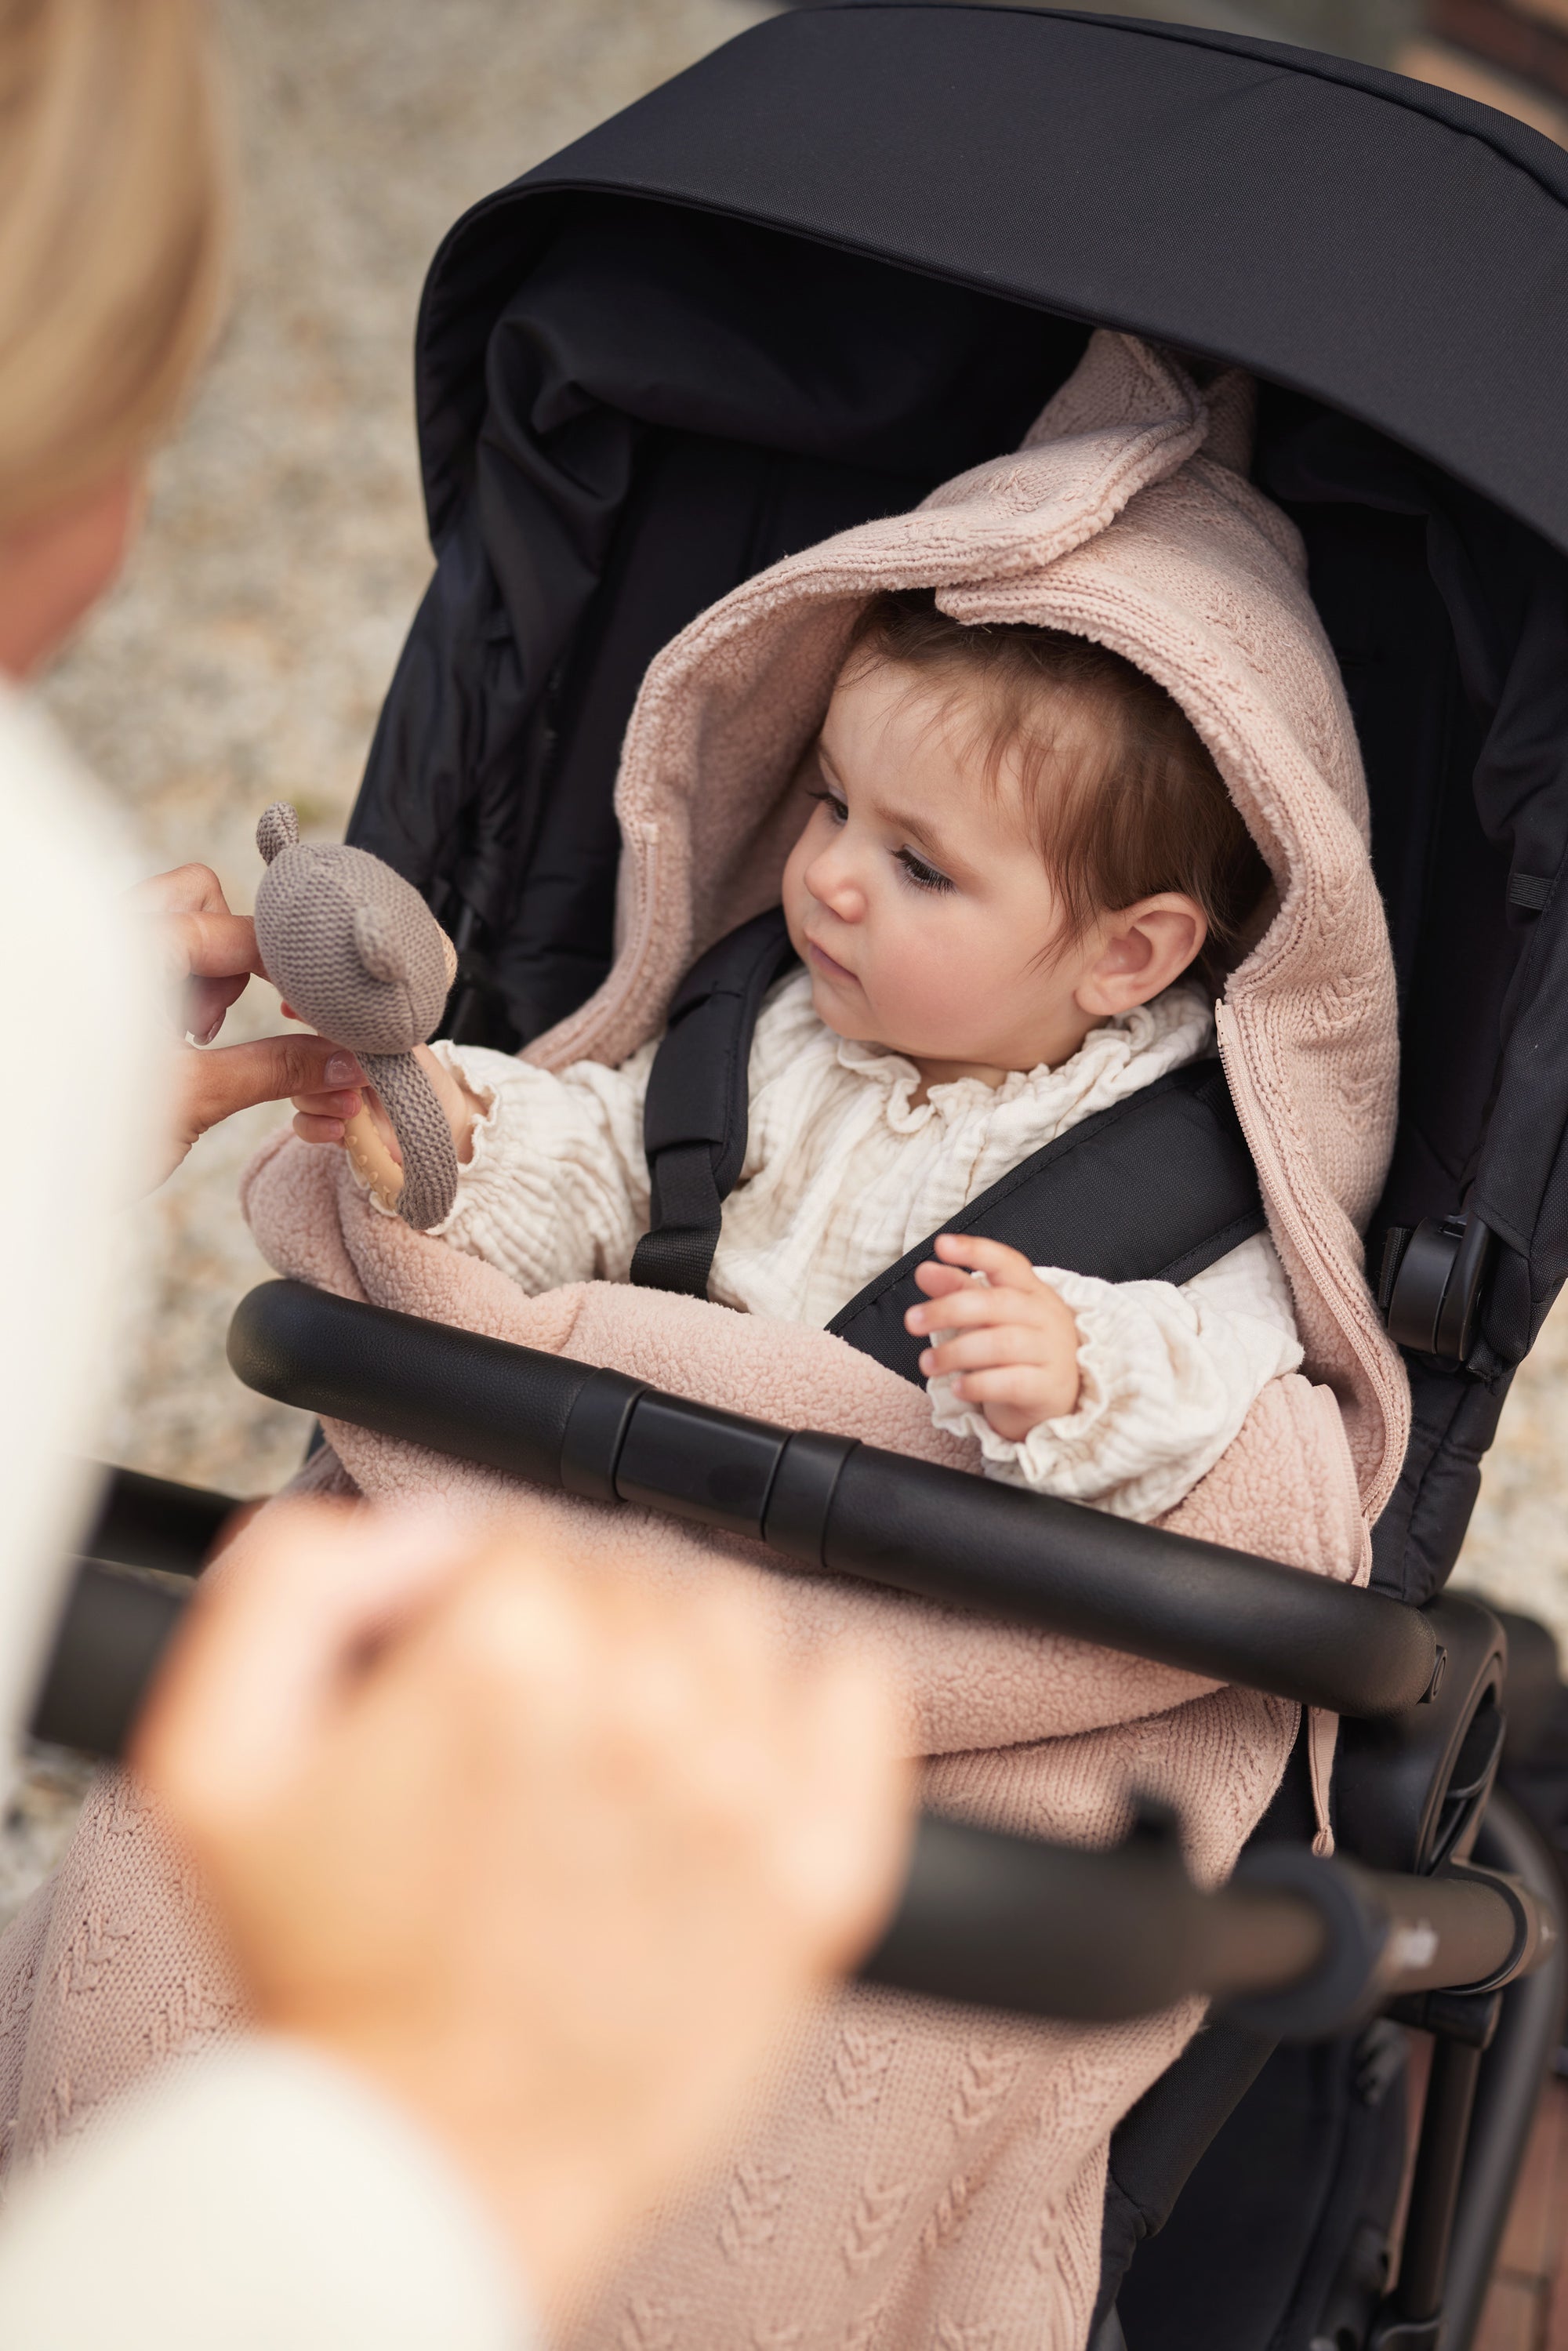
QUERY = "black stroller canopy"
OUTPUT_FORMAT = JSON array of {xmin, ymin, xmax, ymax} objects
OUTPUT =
[
  {"xmin": 352, "ymin": 1, "xmax": 1568, "ymax": 1609},
  {"xmin": 412, "ymin": 5, "xmax": 1568, "ymax": 550}
]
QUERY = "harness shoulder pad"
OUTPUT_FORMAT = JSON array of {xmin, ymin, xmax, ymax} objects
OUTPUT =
[
  {"xmin": 826, "ymin": 1060, "xmax": 1266, "ymax": 1385},
  {"xmin": 630, "ymin": 906, "xmax": 799, "ymax": 1297}
]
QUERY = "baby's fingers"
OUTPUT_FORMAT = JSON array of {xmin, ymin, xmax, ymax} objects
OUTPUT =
[
  {"xmin": 952, "ymin": 1365, "xmax": 1068, "ymax": 1439},
  {"xmin": 919, "ymin": 1324, "xmax": 1054, "ymax": 1380},
  {"xmin": 906, "ymin": 1281, "xmax": 1046, "ymax": 1339},
  {"xmin": 931, "ymin": 1233, "xmax": 1040, "ymax": 1291},
  {"xmin": 912, "ymin": 1261, "xmax": 971, "ymax": 1302},
  {"xmin": 952, "ymin": 1365, "xmax": 1058, "ymax": 1409}
]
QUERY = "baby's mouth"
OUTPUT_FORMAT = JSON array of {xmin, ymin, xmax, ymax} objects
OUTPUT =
[{"xmin": 805, "ymin": 936, "xmax": 858, "ymax": 987}]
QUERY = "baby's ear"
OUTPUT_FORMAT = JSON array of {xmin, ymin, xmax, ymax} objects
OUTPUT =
[
  {"xmin": 256, "ymin": 802, "xmax": 300, "ymax": 864},
  {"xmin": 354, "ymin": 902, "xmax": 412, "ymax": 985}
]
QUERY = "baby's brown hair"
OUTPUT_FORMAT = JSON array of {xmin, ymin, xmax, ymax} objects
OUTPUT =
[{"xmin": 844, "ymin": 590, "xmax": 1272, "ymax": 990}]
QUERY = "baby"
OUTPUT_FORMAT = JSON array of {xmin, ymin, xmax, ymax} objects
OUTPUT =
[{"xmin": 294, "ymin": 591, "xmax": 1302, "ymax": 1522}]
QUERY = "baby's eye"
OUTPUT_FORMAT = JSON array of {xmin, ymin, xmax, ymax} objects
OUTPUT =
[
  {"xmin": 808, "ymin": 788, "xmax": 849, "ymax": 826},
  {"xmin": 897, "ymin": 847, "xmax": 955, "ymax": 894}
]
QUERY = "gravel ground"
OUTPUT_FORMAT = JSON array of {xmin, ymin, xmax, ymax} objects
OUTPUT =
[{"xmin": 6, "ymin": 0, "xmax": 1565, "ymax": 1922}]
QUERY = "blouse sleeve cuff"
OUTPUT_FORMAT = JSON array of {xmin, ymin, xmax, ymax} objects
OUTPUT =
[
  {"xmin": 927, "ymin": 1264, "xmax": 1301, "ymax": 1522},
  {"xmin": 925, "ymin": 1268, "xmax": 1143, "ymax": 1464}
]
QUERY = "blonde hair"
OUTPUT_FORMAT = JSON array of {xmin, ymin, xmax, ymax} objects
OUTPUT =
[{"xmin": 0, "ymin": 0, "xmax": 228, "ymax": 530}]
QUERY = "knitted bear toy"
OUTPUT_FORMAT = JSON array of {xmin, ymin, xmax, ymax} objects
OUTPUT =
[{"xmin": 252, "ymin": 801, "xmax": 459, "ymax": 1230}]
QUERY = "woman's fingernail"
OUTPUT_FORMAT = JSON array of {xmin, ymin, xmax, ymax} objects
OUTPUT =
[
  {"xmin": 919, "ymin": 1349, "xmax": 935, "ymax": 1374},
  {"xmin": 325, "ymin": 1053, "xmax": 361, "ymax": 1087}
]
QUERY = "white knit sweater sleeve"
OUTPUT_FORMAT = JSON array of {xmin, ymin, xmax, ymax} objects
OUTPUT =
[
  {"xmin": 423, "ymin": 1039, "xmax": 656, "ymax": 1291},
  {"xmin": 0, "ymin": 2037, "xmax": 528, "ymax": 2351},
  {"xmin": 927, "ymin": 1230, "xmax": 1304, "ymax": 1523}
]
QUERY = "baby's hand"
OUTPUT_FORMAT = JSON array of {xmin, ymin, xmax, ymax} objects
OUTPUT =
[
  {"xmin": 291, "ymin": 1041, "xmax": 483, "ymax": 1166},
  {"xmin": 904, "ymin": 1235, "xmax": 1082, "ymax": 1442}
]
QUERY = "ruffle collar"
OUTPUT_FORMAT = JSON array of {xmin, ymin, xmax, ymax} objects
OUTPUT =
[{"xmin": 832, "ymin": 981, "xmax": 1215, "ymax": 1140}]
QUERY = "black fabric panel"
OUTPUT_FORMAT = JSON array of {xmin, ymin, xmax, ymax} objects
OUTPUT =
[
  {"xmin": 1116, "ymin": 2033, "xmax": 1407, "ymax": 2351},
  {"xmin": 418, "ymin": 5, "xmax": 1568, "ymax": 553},
  {"xmin": 1094, "ymin": 1742, "xmax": 1308, "ymax": 2338},
  {"xmin": 826, "ymin": 1063, "xmax": 1263, "ymax": 1385},
  {"xmin": 1095, "ymin": 2022, "xmax": 1277, "ymax": 2342},
  {"xmin": 351, "ymin": 504, "xmax": 533, "ymax": 941},
  {"xmin": 1105, "ymin": 1747, "xmax": 1410, "ymax": 2351},
  {"xmin": 1370, "ymin": 1363, "xmax": 1513, "ymax": 1603}
]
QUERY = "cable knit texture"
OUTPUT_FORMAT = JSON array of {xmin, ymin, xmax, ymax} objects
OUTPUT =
[
  {"xmin": 427, "ymin": 972, "xmax": 1302, "ymax": 1520},
  {"xmin": 0, "ymin": 334, "xmax": 1406, "ymax": 2351}
]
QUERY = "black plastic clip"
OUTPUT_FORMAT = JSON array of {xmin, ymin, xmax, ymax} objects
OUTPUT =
[{"xmin": 1377, "ymin": 1211, "xmax": 1494, "ymax": 1363}]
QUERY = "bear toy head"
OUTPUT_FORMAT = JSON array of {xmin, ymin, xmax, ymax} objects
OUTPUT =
[{"xmin": 252, "ymin": 801, "xmax": 456, "ymax": 1058}]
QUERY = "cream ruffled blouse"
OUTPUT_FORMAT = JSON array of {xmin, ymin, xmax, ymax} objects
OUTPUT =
[{"xmin": 433, "ymin": 971, "xmax": 1301, "ymax": 1522}]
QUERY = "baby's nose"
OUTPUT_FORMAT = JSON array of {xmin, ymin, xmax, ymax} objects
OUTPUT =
[{"xmin": 806, "ymin": 844, "xmax": 866, "ymax": 920}]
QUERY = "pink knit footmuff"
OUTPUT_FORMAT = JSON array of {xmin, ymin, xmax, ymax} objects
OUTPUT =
[{"xmin": 0, "ymin": 333, "xmax": 1408, "ymax": 2351}]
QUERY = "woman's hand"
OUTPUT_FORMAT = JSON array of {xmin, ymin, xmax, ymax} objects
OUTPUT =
[
  {"xmin": 906, "ymin": 1233, "xmax": 1083, "ymax": 1439},
  {"xmin": 134, "ymin": 864, "xmax": 366, "ymax": 1185},
  {"xmin": 292, "ymin": 1041, "xmax": 483, "ymax": 1166},
  {"xmin": 132, "ymin": 1500, "xmax": 911, "ymax": 2314}
]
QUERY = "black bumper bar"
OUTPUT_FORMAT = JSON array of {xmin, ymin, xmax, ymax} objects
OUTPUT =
[
  {"xmin": 227, "ymin": 1279, "xmax": 1440, "ymax": 1721},
  {"xmin": 28, "ymin": 1557, "xmax": 1551, "ymax": 2041}
]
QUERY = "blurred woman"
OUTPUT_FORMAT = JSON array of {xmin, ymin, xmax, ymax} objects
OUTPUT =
[{"xmin": 0, "ymin": 6, "xmax": 906, "ymax": 2341}]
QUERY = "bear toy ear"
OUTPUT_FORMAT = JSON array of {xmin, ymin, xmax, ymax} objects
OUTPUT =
[
  {"xmin": 256, "ymin": 802, "xmax": 300, "ymax": 864},
  {"xmin": 353, "ymin": 902, "xmax": 411, "ymax": 986}
]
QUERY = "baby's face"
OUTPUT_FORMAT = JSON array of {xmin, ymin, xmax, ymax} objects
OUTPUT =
[{"xmin": 782, "ymin": 659, "xmax": 1116, "ymax": 1078}]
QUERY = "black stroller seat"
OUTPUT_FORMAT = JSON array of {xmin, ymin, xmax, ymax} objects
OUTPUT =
[{"xmin": 42, "ymin": 11, "xmax": 1568, "ymax": 2350}]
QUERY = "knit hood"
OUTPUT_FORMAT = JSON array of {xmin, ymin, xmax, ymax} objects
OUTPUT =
[{"xmin": 529, "ymin": 331, "xmax": 1410, "ymax": 1516}]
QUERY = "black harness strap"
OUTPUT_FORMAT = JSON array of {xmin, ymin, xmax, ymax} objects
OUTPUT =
[
  {"xmin": 631, "ymin": 909, "xmax": 1266, "ymax": 1379},
  {"xmin": 630, "ymin": 906, "xmax": 799, "ymax": 1297},
  {"xmin": 826, "ymin": 1059, "xmax": 1265, "ymax": 1384}
]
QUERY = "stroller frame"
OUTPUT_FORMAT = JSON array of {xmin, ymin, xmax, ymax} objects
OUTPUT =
[{"xmin": 39, "ymin": 9, "xmax": 1568, "ymax": 2348}]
